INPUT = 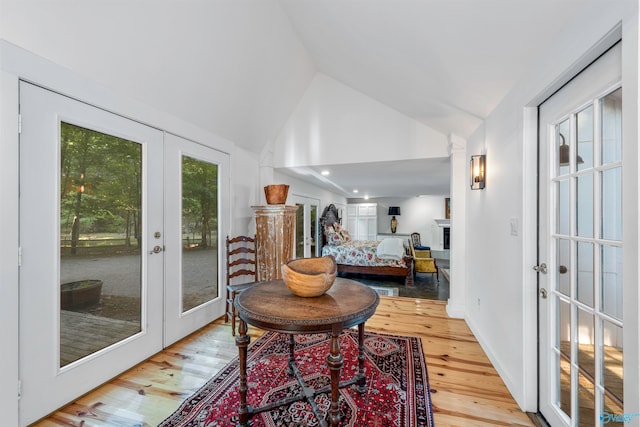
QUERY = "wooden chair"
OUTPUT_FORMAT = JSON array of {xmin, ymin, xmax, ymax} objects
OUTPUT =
[
  {"xmin": 225, "ymin": 235, "xmax": 257, "ymax": 336},
  {"xmin": 409, "ymin": 241, "xmax": 439, "ymax": 284}
]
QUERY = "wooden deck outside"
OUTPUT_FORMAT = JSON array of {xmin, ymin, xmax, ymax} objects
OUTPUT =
[
  {"xmin": 61, "ymin": 311, "xmax": 141, "ymax": 366},
  {"xmin": 36, "ymin": 298, "xmax": 534, "ymax": 427}
]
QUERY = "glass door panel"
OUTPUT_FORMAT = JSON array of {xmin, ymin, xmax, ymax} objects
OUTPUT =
[
  {"xmin": 181, "ymin": 155, "xmax": 219, "ymax": 312},
  {"xmin": 291, "ymin": 195, "xmax": 320, "ymax": 258},
  {"xmin": 59, "ymin": 122, "xmax": 143, "ymax": 366},
  {"xmin": 296, "ymin": 203, "xmax": 305, "ymax": 258}
]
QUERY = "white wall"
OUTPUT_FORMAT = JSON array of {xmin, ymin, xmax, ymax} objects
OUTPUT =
[
  {"xmin": 273, "ymin": 73, "xmax": 449, "ymax": 168},
  {"xmin": 464, "ymin": 1, "xmax": 639, "ymax": 414},
  {"xmin": 0, "ymin": 63, "xmax": 20, "ymax": 427},
  {"xmin": 348, "ymin": 196, "xmax": 447, "ymax": 247},
  {"xmin": 273, "ymin": 170, "xmax": 348, "ymax": 213},
  {"xmin": 230, "ymin": 147, "xmax": 260, "ymax": 236}
]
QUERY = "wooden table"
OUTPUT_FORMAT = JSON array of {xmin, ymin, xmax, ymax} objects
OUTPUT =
[{"xmin": 235, "ymin": 278, "xmax": 380, "ymax": 427}]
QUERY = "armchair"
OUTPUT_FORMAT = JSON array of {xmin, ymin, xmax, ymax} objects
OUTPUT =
[
  {"xmin": 409, "ymin": 241, "xmax": 439, "ymax": 284},
  {"xmin": 410, "ymin": 232, "xmax": 431, "ymax": 250}
]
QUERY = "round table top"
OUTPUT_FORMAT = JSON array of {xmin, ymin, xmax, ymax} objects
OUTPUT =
[{"xmin": 235, "ymin": 278, "xmax": 379, "ymax": 334}]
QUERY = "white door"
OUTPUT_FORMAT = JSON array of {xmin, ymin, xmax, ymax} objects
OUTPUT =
[
  {"xmin": 538, "ymin": 43, "xmax": 623, "ymax": 426},
  {"xmin": 19, "ymin": 82, "xmax": 164, "ymax": 425},
  {"xmin": 291, "ymin": 195, "xmax": 320, "ymax": 258},
  {"xmin": 164, "ymin": 133, "xmax": 229, "ymax": 345}
]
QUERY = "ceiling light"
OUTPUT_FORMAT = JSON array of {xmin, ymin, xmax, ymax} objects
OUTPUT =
[
  {"xmin": 364, "ymin": 195, "xmax": 369, "ymax": 200},
  {"xmin": 353, "ymin": 189, "xmax": 359, "ymax": 193},
  {"xmin": 321, "ymin": 170, "xmax": 330, "ymax": 176}
]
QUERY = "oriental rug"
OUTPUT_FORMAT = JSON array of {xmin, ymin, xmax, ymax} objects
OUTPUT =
[{"xmin": 159, "ymin": 330, "xmax": 434, "ymax": 427}]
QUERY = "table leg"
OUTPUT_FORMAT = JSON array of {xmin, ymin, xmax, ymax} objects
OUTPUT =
[
  {"xmin": 326, "ymin": 324, "xmax": 343, "ymax": 427},
  {"xmin": 287, "ymin": 333, "xmax": 295, "ymax": 375},
  {"xmin": 356, "ymin": 322, "xmax": 367, "ymax": 393},
  {"xmin": 236, "ymin": 319, "xmax": 251, "ymax": 427}
]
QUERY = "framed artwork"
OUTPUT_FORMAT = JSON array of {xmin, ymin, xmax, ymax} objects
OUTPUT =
[{"xmin": 445, "ymin": 197, "xmax": 451, "ymax": 219}]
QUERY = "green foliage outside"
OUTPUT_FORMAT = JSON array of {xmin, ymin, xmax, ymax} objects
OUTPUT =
[
  {"xmin": 182, "ymin": 155, "xmax": 218, "ymax": 250},
  {"xmin": 60, "ymin": 122, "xmax": 142, "ymax": 255},
  {"xmin": 59, "ymin": 122, "xmax": 219, "ymax": 256}
]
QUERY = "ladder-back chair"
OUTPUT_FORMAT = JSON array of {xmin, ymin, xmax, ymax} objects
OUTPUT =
[{"xmin": 225, "ymin": 235, "xmax": 257, "ymax": 336}]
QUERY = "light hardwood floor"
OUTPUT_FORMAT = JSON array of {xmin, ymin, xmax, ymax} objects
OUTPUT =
[{"xmin": 34, "ymin": 297, "xmax": 534, "ymax": 426}]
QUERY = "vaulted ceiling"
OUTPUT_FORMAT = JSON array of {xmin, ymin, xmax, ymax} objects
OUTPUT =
[{"xmin": 1, "ymin": 0, "xmax": 593, "ymax": 197}]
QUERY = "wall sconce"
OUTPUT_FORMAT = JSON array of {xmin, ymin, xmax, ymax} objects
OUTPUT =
[
  {"xmin": 388, "ymin": 206, "xmax": 401, "ymax": 233},
  {"xmin": 470, "ymin": 154, "xmax": 486, "ymax": 190}
]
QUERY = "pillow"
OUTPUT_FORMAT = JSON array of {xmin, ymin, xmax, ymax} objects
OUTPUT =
[
  {"xmin": 376, "ymin": 238, "xmax": 405, "ymax": 261},
  {"xmin": 324, "ymin": 224, "xmax": 343, "ymax": 246},
  {"xmin": 333, "ymin": 222, "xmax": 351, "ymax": 242}
]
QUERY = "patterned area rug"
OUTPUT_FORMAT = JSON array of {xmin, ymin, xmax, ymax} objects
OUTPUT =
[{"xmin": 160, "ymin": 330, "xmax": 434, "ymax": 427}]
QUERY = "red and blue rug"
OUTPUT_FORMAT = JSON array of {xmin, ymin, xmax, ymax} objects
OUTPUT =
[{"xmin": 159, "ymin": 330, "xmax": 434, "ymax": 426}]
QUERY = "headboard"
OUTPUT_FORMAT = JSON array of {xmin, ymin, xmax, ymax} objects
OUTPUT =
[{"xmin": 319, "ymin": 204, "xmax": 341, "ymax": 247}]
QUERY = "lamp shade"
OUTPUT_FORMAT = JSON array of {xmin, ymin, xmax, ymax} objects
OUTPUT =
[{"xmin": 388, "ymin": 206, "xmax": 401, "ymax": 216}]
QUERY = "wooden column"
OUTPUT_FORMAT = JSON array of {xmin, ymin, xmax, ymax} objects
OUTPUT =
[{"xmin": 252, "ymin": 205, "xmax": 298, "ymax": 281}]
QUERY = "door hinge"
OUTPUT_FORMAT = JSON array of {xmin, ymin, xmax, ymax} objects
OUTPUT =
[
  {"xmin": 18, "ymin": 247, "xmax": 22, "ymax": 267},
  {"xmin": 18, "ymin": 114, "xmax": 22, "ymax": 134},
  {"xmin": 17, "ymin": 380, "xmax": 22, "ymax": 399}
]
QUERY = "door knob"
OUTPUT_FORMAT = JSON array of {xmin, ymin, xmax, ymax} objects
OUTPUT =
[
  {"xmin": 540, "ymin": 288, "xmax": 548, "ymax": 299},
  {"xmin": 149, "ymin": 245, "xmax": 164, "ymax": 254}
]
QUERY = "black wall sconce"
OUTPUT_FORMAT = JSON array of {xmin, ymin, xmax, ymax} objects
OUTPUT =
[
  {"xmin": 388, "ymin": 206, "xmax": 401, "ymax": 233},
  {"xmin": 558, "ymin": 133, "xmax": 584, "ymax": 167},
  {"xmin": 470, "ymin": 154, "xmax": 486, "ymax": 190}
]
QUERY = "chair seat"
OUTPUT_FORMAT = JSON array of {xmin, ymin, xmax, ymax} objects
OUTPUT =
[
  {"xmin": 414, "ymin": 257, "xmax": 437, "ymax": 273},
  {"xmin": 409, "ymin": 240, "xmax": 439, "ymax": 284},
  {"xmin": 226, "ymin": 281, "xmax": 258, "ymax": 293}
]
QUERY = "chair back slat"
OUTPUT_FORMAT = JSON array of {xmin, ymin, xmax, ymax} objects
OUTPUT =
[
  {"xmin": 229, "ymin": 258, "xmax": 256, "ymax": 268},
  {"xmin": 229, "ymin": 246, "xmax": 256, "ymax": 256},
  {"xmin": 229, "ymin": 269, "xmax": 256, "ymax": 279},
  {"xmin": 226, "ymin": 235, "xmax": 257, "ymax": 287}
]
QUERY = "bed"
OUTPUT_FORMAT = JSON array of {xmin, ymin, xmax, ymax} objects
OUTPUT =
[{"xmin": 319, "ymin": 204, "xmax": 414, "ymax": 286}]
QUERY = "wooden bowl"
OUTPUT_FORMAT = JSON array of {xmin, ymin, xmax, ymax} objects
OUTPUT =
[{"xmin": 281, "ymin": 256, "xmax": 337, "ymax": 297}]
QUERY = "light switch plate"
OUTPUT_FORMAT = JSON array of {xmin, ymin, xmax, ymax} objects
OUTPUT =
[{"xmin": 510, "ymin": 218, "xmax": 519, "ymax": 236}]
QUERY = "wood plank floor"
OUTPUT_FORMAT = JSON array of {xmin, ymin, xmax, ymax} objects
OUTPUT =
[{"xmin": 33, "ymin": 297, "xmax": 534, "ymax": 426}]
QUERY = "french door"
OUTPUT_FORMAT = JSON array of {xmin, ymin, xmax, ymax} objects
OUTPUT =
[
  {"xmin": 290, "ymin": 195, "xmax": 319, "ymax": 258},
  {"xmin": 18, "ymin": 82, "xmax": 227, "ymax": 425},
  {"xmin": 538, "ymin": 43, "xmax": 623, "ymax": 426},
  {"xmin": 164, "ymin": 133, "xmax": 229, "ymax": 345}
]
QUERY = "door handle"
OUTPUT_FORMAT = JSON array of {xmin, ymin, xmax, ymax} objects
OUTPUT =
[
  {"xmin": 149, "ymin": 245, "xmax": 164, "ymax": 254},
  {"xmin": 533, "ymin": 263, "xmax": 547, "ymax": 274},
  {"xmin": 540, "ymin": 288, "xmax": 548, "ymax": 299}
]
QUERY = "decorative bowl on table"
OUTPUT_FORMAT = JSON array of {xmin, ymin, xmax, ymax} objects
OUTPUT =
[{"xmin": 281, "ymin": 256, "xmax": 337, "ymax": 297}]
